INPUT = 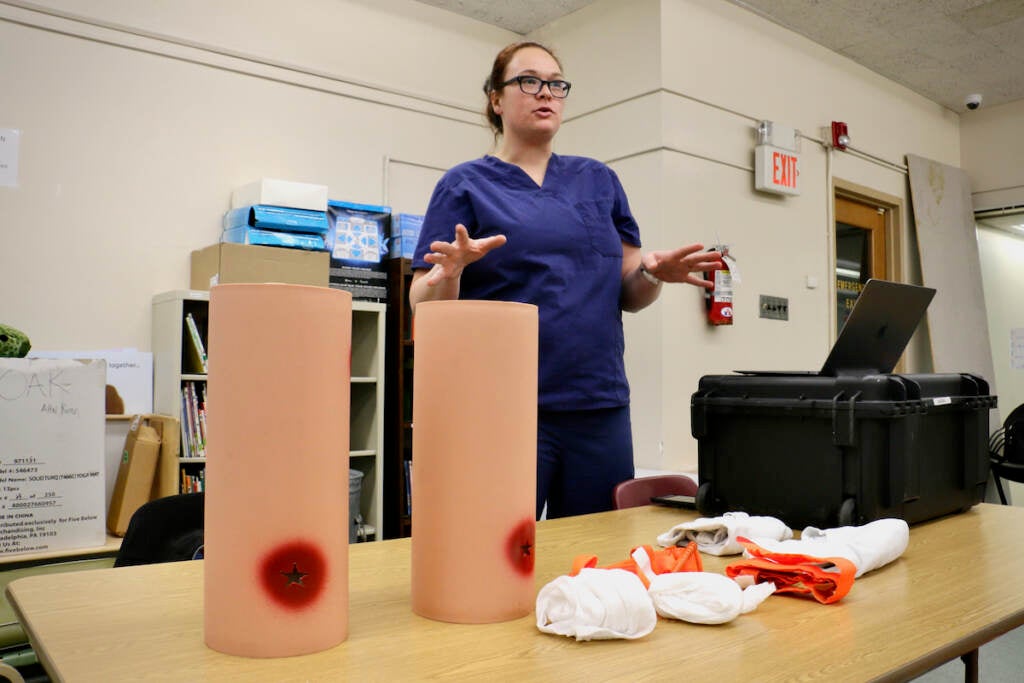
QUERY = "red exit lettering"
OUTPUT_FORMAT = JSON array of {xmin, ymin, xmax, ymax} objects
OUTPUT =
[{"xmin": 772, "ymin": 152, "xmax": 798, "ymax": 188}]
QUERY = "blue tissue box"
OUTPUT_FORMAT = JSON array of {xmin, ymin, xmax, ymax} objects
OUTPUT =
[
  {"xmin": 222, "ymin": 226, "xmax": 326, "ymax": 251},
  {"xmin": 326, "ymin": 200, "xmax": 391, "ymax": 272},
  {"xmin": 224, "ymin": 205, "xmax": 330, "ymax": 235},
  {"xmin": 390, "ymin": 213, "xmax": 424, "ymax": 259}
]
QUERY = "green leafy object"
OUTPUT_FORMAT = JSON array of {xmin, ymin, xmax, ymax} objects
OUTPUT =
[{"xmin": 0, "ymin": 324, "xmax": 31, "ymax": 357}]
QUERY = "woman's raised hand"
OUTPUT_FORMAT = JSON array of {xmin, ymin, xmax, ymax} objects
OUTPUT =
[
  {"xmin": 644, "ymin": 244, "xmax": 723, "ymax": 289},
  {"xmin": 423, "ymin": 224, "xmax": 508, "ymax": 285}
]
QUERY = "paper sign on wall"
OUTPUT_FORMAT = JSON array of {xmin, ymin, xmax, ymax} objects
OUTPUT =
[
  {"xmin": 0, "ymin": 358, "xmax": 107, "ymax": 556},
  {"xmin": 1012, "ymin": 328, "xmax": 1024, "ymax": 370},
  {"xmin": 0, "ymin": 128, "xmax": 20, "ymax": 188},
  {"xmin": 29, "ymin": 349, "xmax": 153, "ymax": 414}
]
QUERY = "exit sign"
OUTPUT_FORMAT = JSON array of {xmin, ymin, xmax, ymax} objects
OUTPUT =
[{"xmin": 754, "ymin": 144, "xmax": 800, "ymax": 196}]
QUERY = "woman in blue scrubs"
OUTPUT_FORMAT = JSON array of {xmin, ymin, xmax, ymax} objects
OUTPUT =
[{"xmin": 410, "ymin": 42, "xmax": 721, "ymax": 519}]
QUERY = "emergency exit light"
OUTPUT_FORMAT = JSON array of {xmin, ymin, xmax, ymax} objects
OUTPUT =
[{"xmin": 754, "ymin": 121, "xmax": 801, "ymax": 196}]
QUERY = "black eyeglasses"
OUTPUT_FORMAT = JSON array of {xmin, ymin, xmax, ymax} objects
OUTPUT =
[{"xmin": 498, "ymin": 75, "xmax": 571, "ymax": 98}]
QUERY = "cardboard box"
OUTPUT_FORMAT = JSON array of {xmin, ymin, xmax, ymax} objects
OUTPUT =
[
  {"xmin": 103, "ymin": 414, "xmax": 177, "ymax": 512},
  {"xmin": 326, "ymin": 200, "xmax": 391, "ymax": 271},
  {"xmin": 222, "ymin": 226, "xmax": 326, "ymax": 251},
  {"xmin": 223, "ymin": 205, "xmax": 329, "ymax": 235},
  {"xmin": 190, "ymin": 242, "xmax": 329, "ymax": 290},
  {"xmin": 107, "ymin": 415, "xmax": 162, "ymax": 536},
  {"xmin": 390, "ymin": 213, "xmax": 424, "ymax": 259},
  {"xmin": 328, "ymin": 264, "xmax": 388, "ymax": 302},
  {"xmin": 148, "ymin": 414, "xmax": 181, "ymax": 500},
  {"xmin": 328, "ymin": 283, "xmax": 387, "ymax": 303},
  {"xmin": 231, "ymin": 178, "xmax": 328, "ymax": 212}
]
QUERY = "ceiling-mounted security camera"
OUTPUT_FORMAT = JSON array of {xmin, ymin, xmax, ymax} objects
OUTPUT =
[{"xmin": 965, "ymin": 93, "xmax": 983, "ymax": 110}]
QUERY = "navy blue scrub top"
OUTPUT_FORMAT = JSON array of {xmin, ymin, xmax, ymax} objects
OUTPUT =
[{"xmin": 413, "ymin": 153, "xmax": 642, "ymax": 411}]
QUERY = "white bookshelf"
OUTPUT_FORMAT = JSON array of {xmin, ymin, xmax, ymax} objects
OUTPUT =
[
  {"xmin": 151, "ymin": 290, "xmax": 385, "ymax": 540},
  {"xmin": 349, "ymin": 301, "xmax": 386, "ymax": 540}
]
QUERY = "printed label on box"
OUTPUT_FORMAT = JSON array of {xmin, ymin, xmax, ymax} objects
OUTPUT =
[
  {"xmin": 0, "ymin": 358, "xmax": 107, "ymax": 555},
  {"xmin": 332, "ymin": 217, "xmax": 383, "ymax": 263}
]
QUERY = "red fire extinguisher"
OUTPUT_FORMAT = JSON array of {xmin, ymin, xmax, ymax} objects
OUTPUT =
[{"xmin": 704, "ymin": 246, "xmax": 733, "ymax": 325}]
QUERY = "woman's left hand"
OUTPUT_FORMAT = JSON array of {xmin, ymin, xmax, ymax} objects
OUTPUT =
[{"xmin": 643, "ymin": 244, "xmax": 723, "ymax": 289}]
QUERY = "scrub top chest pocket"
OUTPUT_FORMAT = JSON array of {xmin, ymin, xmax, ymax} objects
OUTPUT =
[{"xmin": 573, "ymin": 198, "xmax": 622, "ymax": 257}]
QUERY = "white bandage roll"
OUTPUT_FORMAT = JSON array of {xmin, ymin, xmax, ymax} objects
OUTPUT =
[
  {"xmin": 647, "ymin": 572, "xmax": 773, "ymax": 625},
  {"xmin": 536, "ymin": 569, "xmax": 657, "ymax": 641},
  {"xmin": 657, "ymin": 511, "xmax": 793, "ymax": 556},
  {"xmin": 751, "ymin": 517, "xmax": 910, "ymax": 577}
]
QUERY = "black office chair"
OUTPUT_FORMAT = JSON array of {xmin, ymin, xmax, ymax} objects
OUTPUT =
[
  {"xmin": 114, "ymin": 492, "xmax": 205, "ymax": 567},
  {"xmin": 990, "ymin": 404, "xmax": 1024, "ymax": 505}
]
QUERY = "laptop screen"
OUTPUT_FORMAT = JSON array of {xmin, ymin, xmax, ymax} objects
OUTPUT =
[{"xmin": 819, "ymin": 279, "xmax": 935, "ymax": 377}]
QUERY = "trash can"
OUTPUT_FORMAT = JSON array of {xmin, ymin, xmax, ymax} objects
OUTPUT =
[{"xmin": 349, "ymin": 469, "xmax": 364, "ymax": 543}]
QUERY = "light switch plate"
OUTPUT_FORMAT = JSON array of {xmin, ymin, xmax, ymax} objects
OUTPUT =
[{"xmin": 760, "ymin": 295, "xmax": 789, "ymax": 320}]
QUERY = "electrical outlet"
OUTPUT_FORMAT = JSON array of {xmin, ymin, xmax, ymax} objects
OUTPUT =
[{"xmin": 759, "ymin": 295, "xmax": 789, "ymax": 320}]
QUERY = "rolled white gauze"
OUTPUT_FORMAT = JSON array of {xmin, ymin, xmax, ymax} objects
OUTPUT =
[
  {"xmin": 536, "ymin": 569, "xmax": 657, "ymax": 641},
  {"xmin": 647, "ymin": 572, "xmax": 775, "ymax": 625},
  {"xmin": 657, "ymin": 511, "xmax": 793, "ymax": 556},
  {"xmin": 749, "ymin": 517, "xmax": 909, "ymax": 578}
]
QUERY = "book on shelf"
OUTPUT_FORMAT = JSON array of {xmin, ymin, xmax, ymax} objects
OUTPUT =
[
  {"xmin": 181, "ymin": 391, "xmax": 193, "ymax": 458},
  {"xmin": 191, "ymin": 382, "xmax": 206, "ymax": 457},
  {"xmin": 180, "ymin": 467, "xmax": 205, "ymax": 493},
  {"xmin": 198, "ymin": 384, "xmax": 208, "ymax": 455},
  {"xmin": 180, "ymin": 381, "xmax": 207, "ymax": 459},
  {"xmin": 184, "ymin": 312, "xmax": 208, "ymax": 373}
]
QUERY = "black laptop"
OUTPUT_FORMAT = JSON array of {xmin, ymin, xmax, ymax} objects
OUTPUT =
[{"xmin": 738, "ymin": 279, "xmax": 936, "ymax": 377}]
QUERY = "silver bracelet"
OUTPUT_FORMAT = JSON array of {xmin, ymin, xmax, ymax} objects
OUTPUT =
[{"xmin": 638, "ymin": 263, "xmax": 661, "ymax": 286}]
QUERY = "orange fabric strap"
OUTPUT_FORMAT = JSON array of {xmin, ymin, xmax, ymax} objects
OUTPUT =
[
  {"xmin": 570, "ymin": 544, "xmax": 703, "ymax": 588},
  {"xmin": 724, "ymin": 538, "xmax": 856, "ymax": 604}
]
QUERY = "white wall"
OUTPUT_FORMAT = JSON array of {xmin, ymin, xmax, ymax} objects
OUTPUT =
[
  {"xmin": 540, "ymin": 0, "xmax": 964, "ymax": 472},
  {"xmin": 0, "ymin": 0, "xmax": 511, "ymax": 350},
  {"xmin": 978, "ymin": 226, "xmax": 1024, "ymax": 502},
  {"xmin": 3, "ymin": 0, "xmax": 1013, "ymax": 482},
  {"xmin": 961, "ymin": 97, "xmax": 1024, "ymax": 504},
  {"xmin": 961, "ymin": 98, "xmax": 1024, "ymax": 210}
]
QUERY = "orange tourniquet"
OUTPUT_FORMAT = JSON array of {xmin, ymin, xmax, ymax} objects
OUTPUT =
[
  {"xmin": 570, "ymin": 544, "xmax": 703, "ymax": 588},
  {"xmin": 724, "ymin": 537, "xmax": 856, "ymax": 604}
]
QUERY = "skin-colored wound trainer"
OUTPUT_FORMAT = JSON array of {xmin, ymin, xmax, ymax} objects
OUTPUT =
[
  {"xmin": 411, "ymin": 300, "xmax": 539, "ymax": 623},
  {"xmin": 204, "ymin": 283, "xmax": 352, "ymax": 657}
]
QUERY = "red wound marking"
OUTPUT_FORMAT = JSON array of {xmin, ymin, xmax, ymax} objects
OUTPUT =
[
  {"xmin": 506, "ymin": 519, "xmax": 536, "ymax": 577},
  {"xmin": 259, "ymin": 540, "xmax": 327, "ymax": 610}
]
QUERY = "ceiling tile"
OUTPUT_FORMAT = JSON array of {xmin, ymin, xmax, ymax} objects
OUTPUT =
[
  {"xmin": 412, "ymin": 0, "xmax": 1024, "ymax": 109},
  {"xmin": 734, "ymin": 0, "xmax": 1024, "ymax": 109},
  {"xmin": 951, "ymin": 0, "xmax": 1024, "ymax": 32},
  {"xmin": 976, "ymin": 14, "xmax": 1024, "ymax": 59}
]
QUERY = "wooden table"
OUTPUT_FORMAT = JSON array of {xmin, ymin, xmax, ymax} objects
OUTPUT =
[
  {"xmin": 7, "ymin": 504, "xmax": 1024, "ymax": 682},
  {"xmin": 1, "ymin": 536, "xmax": 123, "ymax": 649}
]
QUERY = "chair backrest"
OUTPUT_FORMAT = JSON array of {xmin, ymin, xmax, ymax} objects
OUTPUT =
[
  {"xmin": 612, "ymin": 475, "xmax": 698, "ymax": 510},
  {"xmin": 114, "ymin": 492, "xmax": 205, "ymax": 567},
  {"xmin": 1004, "ymin": 404, "xmax": 1024, "ymax": 465}
]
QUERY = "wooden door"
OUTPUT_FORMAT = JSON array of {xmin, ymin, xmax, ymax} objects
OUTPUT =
[{"xmin": 835, "ymin": 195, "xmax": 887, "ymax": 335}]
